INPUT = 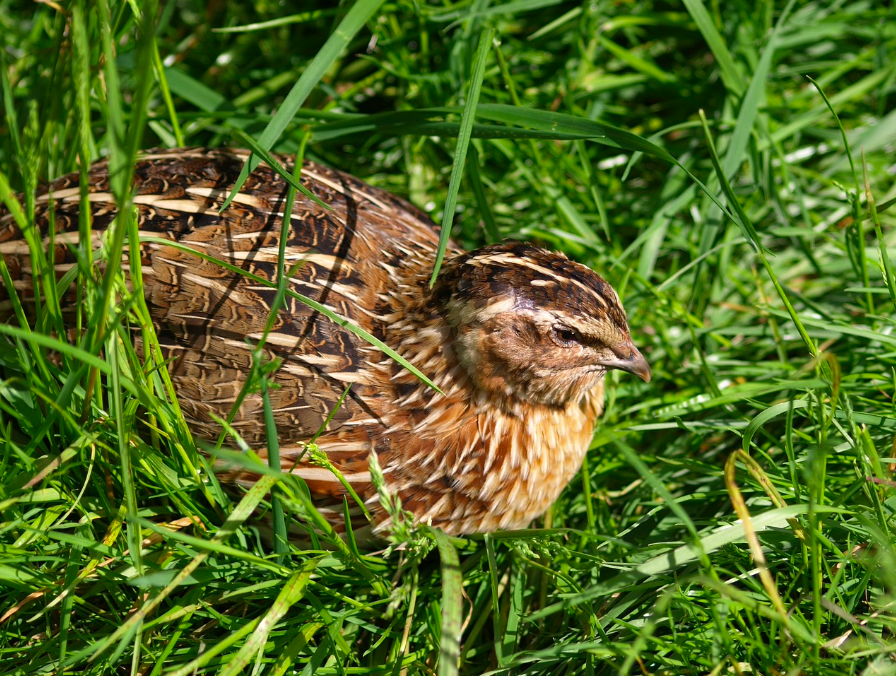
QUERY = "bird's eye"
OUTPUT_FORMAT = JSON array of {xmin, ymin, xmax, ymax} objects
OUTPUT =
[{"xmin": 552, "ymin": 325, "xmax": 579, "ymax": 345}]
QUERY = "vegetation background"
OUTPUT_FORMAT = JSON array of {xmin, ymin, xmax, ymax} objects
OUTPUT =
[{"xmin": 1, "ymin": 0, "xmax": 895, "ymax": 673}]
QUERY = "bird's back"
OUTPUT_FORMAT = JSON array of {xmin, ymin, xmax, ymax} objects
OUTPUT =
[{"xmin": 0, "ymin": 148, "xmax": 442, "ymax": 453}]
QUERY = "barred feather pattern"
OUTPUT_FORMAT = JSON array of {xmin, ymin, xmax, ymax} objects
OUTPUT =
[{"xmin": 0, "ymin": 148, "xmax": 648, "ymax": 536}]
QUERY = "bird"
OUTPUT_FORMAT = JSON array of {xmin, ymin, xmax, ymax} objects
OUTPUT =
[{"xmin": 0, "ymin": 147, "xmax": 650, "ymax": 537}]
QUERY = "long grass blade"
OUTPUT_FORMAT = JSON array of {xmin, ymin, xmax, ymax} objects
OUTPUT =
[
  {"xmin": 430, "ymin": 28, "xmax": 494, "ymax": 284},
  {"xmin": 221, "ymin": 0, "xmax": 387, "ymax": 209},
  {"xmin": 432, "ymin": 528, "xmax": 463, "ymax": 676}
]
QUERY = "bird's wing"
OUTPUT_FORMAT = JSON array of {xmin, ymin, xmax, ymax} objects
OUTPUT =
[{"xmin": 0, "ymin": 149, "xmax": 436, "ymax": 451}]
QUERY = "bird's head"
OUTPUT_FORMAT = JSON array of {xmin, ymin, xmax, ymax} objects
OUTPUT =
[{"xmin": 436, "ymin": 242, "xmax": 650, "ymax": 407}]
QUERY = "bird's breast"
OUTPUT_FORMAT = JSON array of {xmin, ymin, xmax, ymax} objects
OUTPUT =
[{"xmin": 379, "ymin": 381, "xmax": 605, "ymax": 534}]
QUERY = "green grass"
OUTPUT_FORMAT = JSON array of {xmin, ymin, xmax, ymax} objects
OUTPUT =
[{"xmin": 2, "ymin": 0, "xmax": 896, "ymax": 673}]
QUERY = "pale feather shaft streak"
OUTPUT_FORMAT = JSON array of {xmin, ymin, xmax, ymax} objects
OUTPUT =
[
  {"xmin": 475, "ymin": 252, "xmax": 611, "ymax": 308},
  {"xmin": 291, "ymin": 467, "xmax": 371, "ymax": 484}
]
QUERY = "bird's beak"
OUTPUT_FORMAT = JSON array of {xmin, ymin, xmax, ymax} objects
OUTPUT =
[{"xmin": 601, "ymin": 343, "xmax": 651, "ymax": 383}]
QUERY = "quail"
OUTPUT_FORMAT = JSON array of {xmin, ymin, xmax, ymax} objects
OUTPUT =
[{"xmin": 0, "ymin": 148, "xmax": 650, "ymax": 536}]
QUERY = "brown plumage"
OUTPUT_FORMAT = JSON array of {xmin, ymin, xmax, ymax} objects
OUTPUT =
[{"xmin": 0, "ymin": 148, "xmax": 650, "ymax": 536}]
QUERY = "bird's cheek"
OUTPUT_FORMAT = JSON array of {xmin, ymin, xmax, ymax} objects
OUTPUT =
[
  {"xmin": 453, "ymin": 328, "xmax": 512, "ymax": 396},
  {"xmin": 485, "ymin": 332, "xmax": 534, "ymax": 371}
]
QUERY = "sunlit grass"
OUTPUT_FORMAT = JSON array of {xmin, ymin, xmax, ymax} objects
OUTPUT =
[{"xmin": 1, "ymin": 0, "xmax": 895, "ymax": 674}]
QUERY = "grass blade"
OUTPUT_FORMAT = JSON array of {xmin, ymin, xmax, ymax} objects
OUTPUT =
[
  {"xmin": 432, "ymin": 528, "xmax": 463, "ymax": 676},
  {"xmin": 430, "ymin": 28, "xmax": 494, "ymax": 284},
  {"xmin": 217, "ymin": 559, "xmax": 320, "ymax": 676},
  {"xmin": 221, "ymin": 0, "xmax": 387, "ymax": 209},
  {"xmin": 680, "ymin": 0, "xmax": 743, "ymax": 95}
]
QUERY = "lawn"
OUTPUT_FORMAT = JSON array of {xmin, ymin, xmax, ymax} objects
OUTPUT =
[{"xmin": 1, "ymin": 0, "xmax": 895, "ymax": 674}]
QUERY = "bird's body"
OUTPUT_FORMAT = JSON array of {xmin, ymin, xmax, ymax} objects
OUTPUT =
[{"xmin": 0, "ymin": 148, "xmax": 648, "ymax": 535}]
